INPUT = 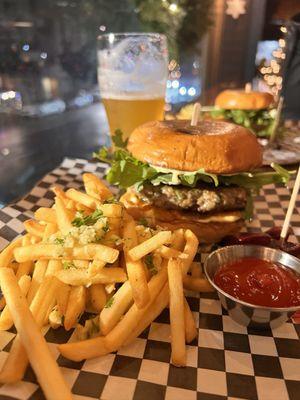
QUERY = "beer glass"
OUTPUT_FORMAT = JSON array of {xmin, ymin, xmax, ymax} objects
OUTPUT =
[{"xmin": 97, "ymin": 33, "xmax": 168, "ymax": 141}]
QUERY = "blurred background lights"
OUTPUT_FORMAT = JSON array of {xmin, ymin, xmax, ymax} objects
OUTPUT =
[
  {"xmin": 171, "ymin": 80, "xmax": 179, "ymax": 89},
  {"xmin": 188, "ymin": 87, "xmax": 196, "ymax": 96},
  {"xmin": 179, "ymin": 86, "xmax": 187, "ymax": 95},
  {"xmin": 40, "ymin": 52, "xmax": 47, "ymax": 59},
  {"xmin": 22, "ymin": 44, "xmax": 30, "ymax": 51},
  {"xmin": 169, "ymin": 3, "xmax": 178, "ymax": 13},
  {"xmin": 99, "ymin": 25, "xmax": 106, "ymax": 31},
  {"xmin": 1, "ymin": 91, "xmax": 16, "ymax": 101}
]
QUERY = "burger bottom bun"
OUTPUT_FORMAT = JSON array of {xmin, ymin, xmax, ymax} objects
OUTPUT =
[{"xmin": 120, "ymin": 192, "xmax": 244, "ymax": 244}]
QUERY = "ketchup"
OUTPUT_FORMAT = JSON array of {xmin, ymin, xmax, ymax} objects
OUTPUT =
[{"xmin": 214, "ymin": 257, "xmax": 300, "ymax": 308}]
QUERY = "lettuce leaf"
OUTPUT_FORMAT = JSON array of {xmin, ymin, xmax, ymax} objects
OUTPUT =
[
  {"xmin": 93, "ymin": 146, "xmax": 291, "ymax": 192},
  {"xmin": 210, "ymin": 108, "xmax": 275, "ymax": 137}
]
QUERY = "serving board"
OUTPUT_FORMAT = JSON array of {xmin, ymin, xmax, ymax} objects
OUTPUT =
[{"xmin": 0, "ymin": 157, "xmax": 300, "ymax": 400}]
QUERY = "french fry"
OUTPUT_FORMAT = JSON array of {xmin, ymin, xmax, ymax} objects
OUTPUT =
[
  {"xmin": 99, "ymin": 280, "xmax": 132, "ymax": 335},
  {"xmin": 126, "ymin": 258, "xmax": 197, "ymax": 349},
  {"xmin": 83, "ymin": 173, "xmax": 113, "ymax": 201},
  {"xmin": 0, "ymin": 298, "xmax": 5, "ymax": 310},
  {"xmin": 0, "ymin": 268, "xmax": 72, "ymax": 399},
  {"xmin": 51, "ymin": 186, "xmax": 71, "ymax": 206},
  {"xmin": 181, "ymin": 230, "xmax": 199, "ymax": 275},
  {"xmin": 45, "ymin": 259, "xmax": 62, "ymax": 277},
  {"xmin": 0, "ymin": 276, "xmax": 61, "ymax": 383},
  {"xmin": 88, "ymin": 260, "xmax": 106, "ymax": 276},
  {"xmin": 136, "ymin": 226, "xmax": 152, "ymax": 243},
  {"xmin": 43, "ymin": 222, "xmax": 58, "ymax": 242},
  {"xmin": 64, "ymin": 286, "xmax": 86, "ymax": 330},
  {"xmin": 73, "ymin": 260, "xmax": 89, "ymax": 269},
  {"xmin": 168, "ymin": 259, "xmax": 186, "ymax": 366},
  {"xmin": 56, "ymin": 267, "xmax": 127, "ymax": 286},
  {"xmin": 34, "ymin": 207, "xmax": 56, "ymax": 224},
  {"xmin": 0, "ymin": 336, "xmax": 27, "ymax": 383},
  {"xmin": 190, "ymin": 261, "xmax": 203, "ymax": 278},
  {"xmin": 59, "ymin": 265, "xmax": 168, "ymax": 361},
  {"xmin": 65, "ymin": 188, "xmax": 101, "ymax": 209},
  {"xmin": 15, "ymin": 236, "xmax": 34, "ymax": 279},
  {"xmin": 157, "ymin": 245, "xmax": 188, "ymax": 259},
  {"xmin": 0, "ymin": 275, "xmax": 31, "ymax": 331},
  {"xmin": 16, "ymin": 260, "xmax": 33, "ymax": 279},
  {"xmin": 184, "ymin": 298, "xmax": 197, "ymax": 343},
  {"xmin": 30, "ymin": 235, "xmax": 41, "ymax": 244},
  {"xmin": 26, "ymin": 260, "xmax": 48, "ymax": 304},
  {"xmin": 123, "ymin": 216, "xmax": 150, "ymax": 309},
  {"xmin": 14, "ymin": 243, "xmax": 119, "ymax": 263},
  {"xmin": 100, "ymin": 203, "xmax": 123, "ymax": 218},
  {"xmin": 171, "ymin": 229, "xmax": 185, "ymax": 251},
  {"xmin": 24, "ymin": 220, "xmax": 45, "ymax": 238},
  {"xmin": 56, "ymin": 283, "xmax": 71, "ymax": 315},
  {"xmin": 54, "ymin": 196, "xmax": 73, "ymax": 235},
  {"xmin": 30, "ymin": 276, "xmax": 61, "ymax": 323},
  {"xmin": 88, "ymin": 284, "xmax": 107, "ymax": 313},
  {"xmin": 128, "ymin": 231, "xmax": 172, "ymax": 261},
  {"xmin": 124, "ymin": 283, "xmax": 169, "ymax": 346},
  {"xmin": 0, "ymin": 236, "xmax": 24, "ymax": 268},
  {"xmin": 152, "ymin": 250, "xmax": 162, "ymax": 265},
  {"xmin": 183, "ymin": 276, "xmax": 214, "ymax": 292}
]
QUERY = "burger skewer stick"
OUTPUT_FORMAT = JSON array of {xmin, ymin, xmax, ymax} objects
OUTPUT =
[
  {"xmin": 245, "ymin": 82, "xmax": 252, "ymax": 93},
  {"xmin": 280, "ymin": 165, "xmax": 300, "ymax": 240},
  {"xmin": 269, "ymin": 96, "xmax": 284, "ymax": 143},
  {"xmin": 190, "ymin": 103, "xmax": 201, "ymax": 126}
]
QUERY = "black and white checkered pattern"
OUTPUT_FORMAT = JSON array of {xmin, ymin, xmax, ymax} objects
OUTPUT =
[{"xmin": 0, "ymin": 157, "xmax": 299, "ymax": 400}]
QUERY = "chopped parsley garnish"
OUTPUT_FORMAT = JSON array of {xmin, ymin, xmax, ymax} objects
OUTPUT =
[
  {"xmin": 62, "ymin": 261, "xmax": 76, "ymax": 270},
  {"xmin": 54, "ymin": 237, "xmax": 65, "ymax": 245},
  {"xmin": 144, "ymin": 254, "xmax": 158, "ymax": 275},
  {"xmin": 105, "ymin": 297, "xmax": 114, "ymax": 308},
  {"xmin": 72, "ymin": 209, "xmax": 104, "ymax": 227},
  {"xmin": 138, "ymin": 217, "xmax": 149, "ymax": 227}
]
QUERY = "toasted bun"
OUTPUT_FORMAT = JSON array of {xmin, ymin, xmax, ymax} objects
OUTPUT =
[
  {"xmin": 128, "ymin": 120, "xmax": 262, "ymax": 174},
  {"xmin": 120, "ymin": 191, "xmax": 244, "ymax": 244},
  {"xmin": 215, "ymin": 90, "xmax": 274, "ymax": 110}
]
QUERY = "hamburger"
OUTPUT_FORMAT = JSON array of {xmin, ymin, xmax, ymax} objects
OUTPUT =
[
  {"xmin": 211, "ymin": 89, "xmax": 275, "ymax": 137},
  {"xmin": 95, "ymin": 120, "xmax": 289, "ymax": 244}
]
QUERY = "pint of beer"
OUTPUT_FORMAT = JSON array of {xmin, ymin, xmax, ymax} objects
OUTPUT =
[{"xmin": 97, "ymin": 33, "xmax": 168, "ymax": 141}]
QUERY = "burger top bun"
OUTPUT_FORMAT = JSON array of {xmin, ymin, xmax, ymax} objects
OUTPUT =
[
  {"xmin": 215, "ymin": 89, "xmax": 274, "ymax": 110},
  {"xmin": 127, "ymin": 120, "xmax": 263, "ymax": 174}
]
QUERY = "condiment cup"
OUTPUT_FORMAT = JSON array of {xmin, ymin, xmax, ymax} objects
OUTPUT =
[{"xmin": 204, "ymin": 245, "xmax": 300, "ymax": 330}]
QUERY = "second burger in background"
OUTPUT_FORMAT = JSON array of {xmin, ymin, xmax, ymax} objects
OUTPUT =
[
  {"xmin": 211, "ymin": 88, "xmax": 275, "ymax": 138},
  {"xmin": 95, "ymin": 120, "xmax": 289, "ymax": 244}
]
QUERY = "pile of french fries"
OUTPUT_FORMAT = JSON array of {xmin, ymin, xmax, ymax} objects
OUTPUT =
[{"xmin": 0, "ymin": 173, "xmax": 213, "ymax": 397}]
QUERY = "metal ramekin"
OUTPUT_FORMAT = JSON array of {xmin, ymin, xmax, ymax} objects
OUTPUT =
[{"xmin": 204, "ymin": 245, "xmax": 300, "ymax": 330}]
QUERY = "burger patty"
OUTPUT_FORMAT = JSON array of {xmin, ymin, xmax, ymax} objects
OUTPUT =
[{"xmin": 136, "ymin": 184, "xmax": 247, "ymax": 214}]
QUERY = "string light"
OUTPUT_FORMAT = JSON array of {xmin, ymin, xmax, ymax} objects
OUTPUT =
[
  {"xmin": 258, "ymin": 26, "xmax": 287, "ymax": 96},
  {"xmin": 169, "ymin": 3, "xmax": 178, "ymax": 13}
]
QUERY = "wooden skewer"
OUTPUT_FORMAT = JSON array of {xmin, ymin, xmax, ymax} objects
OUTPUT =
[
  {"xmin": 280, "ymin": 165, "xmax": 300, "ymax": 240},
  {"xmin": 245, "ymin": 83, "xmax": 252, "ymax": 93},
  {"xmin": 190, "ymin": 103, "xmax": 201, "ymax": 126}
]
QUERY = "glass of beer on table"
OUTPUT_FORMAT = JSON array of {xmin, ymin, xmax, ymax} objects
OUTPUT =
[{"xmin": 97, "ymin": 33, "xmax": 168, "ymax": 142}]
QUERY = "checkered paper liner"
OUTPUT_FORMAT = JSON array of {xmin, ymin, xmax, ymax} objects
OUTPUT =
[{"xmin": 0, "ymin": 157, "xmax": 300, "ymax": 400}]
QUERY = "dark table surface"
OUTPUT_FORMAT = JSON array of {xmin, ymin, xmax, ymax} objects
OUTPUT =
[{"xmin": 0, "ymin": 103, "xmax": 109, "ymax": 206}]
